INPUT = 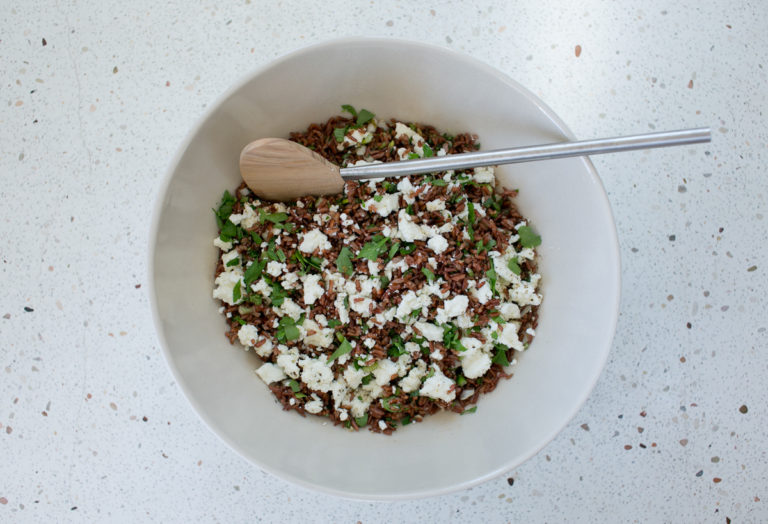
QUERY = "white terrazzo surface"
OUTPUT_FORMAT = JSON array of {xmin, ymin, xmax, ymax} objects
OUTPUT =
[{"xmin": 1, "ymin": 1, "xmax": 766, "ymax": 522}]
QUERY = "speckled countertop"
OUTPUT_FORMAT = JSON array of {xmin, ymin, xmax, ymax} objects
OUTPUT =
[{"xmin": 1, "ymin": 1, "xmax": 766, "ymax": 522}]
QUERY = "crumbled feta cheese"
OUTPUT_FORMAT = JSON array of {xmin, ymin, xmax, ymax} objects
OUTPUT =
[
  {"xmin": 508, "ymin": 279, "xmax": 542, "ymax": 306},
  {"xmin": 266, "ymin": 261, "xmax": 286, "ymax": 277},
  {"xmin": 430, "ymin": 349, "xmax": 443, "ymax": 361},
  {"xmin": 300, "ymin": 358, "xmax": 334, "ymax": 392},
  {"xmin": 396, "ymin": 177, "xmax": 417, "ymax": 204},
  {"xmin": 396, "ymin": 289, "xmax": 431, "ymax": 320},
  {"xmin": 436, "ymin": 294, "xmax": 468, "ymax": 322},
  {"xmin": 255, "ymin": 363, "xmax": 286, "ymax": 385},
  {"xmin": 398, "ymin": 359, "xmax": 427, "ymax": 393},
  {"xmin": 302, "ymin": 274, "xmax": 325, "ymax": 305},
  {"xmin": 334, "ymin": 293, "xmax": 350, "ymax": 323},
  {"xmin": 278, "ymin": 298, "xmax": 303, "ymax": 321},
  {"xmin": 460, "ymin": 344, "xmax": 492, "ymax": 379},
  {"xmin": 276, "ymin": 347, "xmax": 300, "ymax": 378},
  {"xmin": 364, "ymin": 193, "xmax": 400, "ymax": 217},
  {"xmin": 250, "ymin": 278, "xmax": 270, "ymax": 296},
  {"xmin": 397, "ymin": 209, "xmax": 428, "ymax": 242},
  {"xmin": 378, "ymin": 420, "xmax": 388, "ymax": 431},
  {"xmin": 372, "ymin": 359, "xmax": 399, "ymax": 386},
  {"xmin": 343, "ymin": 365, "xmax": 367, "ymax": 389},
  {"xmin": 363, "ymin": 338, "xmax": 376, "ymax": 349},
  {"xmin": 499, "ymin": 322, "xmax": 525, "ymax": 351},
  {"xmin": 299, "ymin": 229, "xmax": 332, "ymax": 253},
  {"xmin": 228, "ymin": 204, "xmax": 258, "ymax": 229},
  {"xmin": 414, "ymin": 321, "xmax": 444, "ymax": 342},
  {"xmin": 419, "ymin": 365, "xmax": 456, "ymax": 403},
  {"xmin": 338, "ymin": 408, "xmax": 349, "ymax": 422},
  {"xmin": 289, "ymin": 397, "xmax": 296, "ymax": 406},
  {"xmin": 301, "ymin": 319, "xmax": 334, "ymax": 348},
  {"xmin": 213, "ymin": 237, "xmax": 233, "ymax": 252},
  {"xmin": 499, "ymin": 302, "xmax": 521, "ymax": 320},
  {"xmin": 237, "ymin": 324, "xmax": 259, "ymax": 347},
  {"xmin": 281, "ymin": 271, "xmax": 300, "ymax": 290},
  {"xmin": 394, "ymin": 122, "xmax": 425, "ymax": 156},
  {"xmin": 212, "ymin": 270, "xmax": 243, "ymax": 305},
  {"xmin": 367, "ymin": 260, "xmax": 380, "ymax": 276},
  {"xmin": 471, "ymin": 280, "xmax": 493, "ymax": 304},
  {"xmin": 426, "ymin": 199, "xmax": 446, "ymax": 212},
  {"xmin": 427, "ymin": 234, "xmax": 449, "ymax": 254},
  {"xmin": 304, "ymin": 396, "xmax": 324, "ymax": 414},
  {"xmin": 350, "ymin": 395, "xmax": 371, "ymax": 418},
  {"xmin": 472, "ymin": 166, "xmax": 495, "ymax": 184},
  {"xmin": 254, "ymin": 338, "xmax": 273, "ymax": 358},
  {"xmin": 349, "ymin": 296, "xmax": 374, "ymax": 316}
]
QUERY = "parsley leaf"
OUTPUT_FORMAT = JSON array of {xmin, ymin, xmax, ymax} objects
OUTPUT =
[
  {"xmin": 430, "ymin": 178, "xmax": 447, "ymax": 186},
  {"xmin": 336, "ymin": 247, "xmax": 354, "ymax": 276},
  {"xmin": 259, "ymin": 210, "xmax": 289, "ymax": 224},
  {"xmin": 232, "ymin": 280, "xmax": 242, "ymax": 303},
  {"xmin": 387, "ymin": 241, "xmax": 401, "ymax": 261},
  {"xmin": 225, "ymin": 258, "xmax": 240, "ymax": 267},
  {"xmin": 492, "ymin": 345, "xmax": 510, "ymax": 367},
  {"xmin": 373, "ymin": 194, "xmax": 383, "ymax": 202},
  {"xmin": 269, "ymin": 282, "xmax": 288, "ymax": 307},
  {"xmin": 341, "ymin": 104, "xmax": 357, "ymax": 118},
  {"xmin": 243, "ymin": 260, "xmax": 265, "ymax": 287},
  {"xmin": 422, "ymin": 143, "xmax": 434, "ymax": 158},
  {"xmin": 388, "ymin": 334, "xmax": 408, "ymax": 358},
  {"xmin": 276, "ymin": 316, "xmax": 300, "ymax": 342},
  {"xmin": 357, "ymin": 235, "xmax": 389, "ymax": 261},
  {"xmin": 486, "ymin": 267, "xmax": 498, "ymax": 295},
  {"xmin": 421, "ymin": 267, "xmax": 436, "ymax": 283},
  {"xmin": 517, "ymin": 225, "xmax": 541, "ymax": 248},
  {"xmin": 215, "ymin": 190, "xmax": 235, "ymax": 224},
  {"xmin": 356, "ymin": 108, "xmax": 375, "ymax": 126},
  {"xmin": 327, "ymin": 338, "xmax": 353, "ymax": 364},
  {"xmin": 507, "ymin": 257, "xmax": 522, "ymax": 275}
]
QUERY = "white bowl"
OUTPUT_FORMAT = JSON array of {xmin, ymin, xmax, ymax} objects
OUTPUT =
[{"xmin": 149, "ymin": 38, "xmax": 620, "ymax": 499}]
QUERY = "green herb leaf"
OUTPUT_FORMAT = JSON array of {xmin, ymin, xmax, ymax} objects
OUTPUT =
[
  {"xmin": 422, "ymin": 143, "xmax": 434, "ymax": 158},
  {"xmin": 461, "ymin": 406, "xmax": 477, "ymax": 415},
  {"xmin": 430, "ymin": 178, "xmax": 447, "ymax": 186},
  {"xmin": 387, "ymin": 241, "xmax": 401, "ymax": 261},
  {"xmin": 336, "ymin": 247, "xmax": 354, "ymax": 276},
  {"xmin": 233, "ymin": 316, "xmax": 246, "ymax": 326},
  {"xmin": 507, "ymin": 257, "xmax": 522, "ymax": 275},
  {"xmin": 327, "ymin": 319, "xmax": 342, "ymax": 328},
  {"xmin": 467, "ymin": 201, "xmax": 476, "ymax": 226},
  {"xmin": 456, "ymin": 374, "xmax": 467, "ymax": 387},
  {"xmin": 517, "ymin": 225, "xmax": 541, "ymax": 248},
  {"xmin": 401, "ymin": 415, "xmax": 412, "ymax": 426},
  {"xmin": 327, "ymin": 338, "xmax": 353, "ymax": 364},
  {"xmin": 388, "ymin": 334, "xmax": 407, "ymax": 358},
  {"xmin": 381, "ymin": 396, "xmax": 401, "ymax": 413},
  {"xmin": 407, "ymin": 152, "xmax": 420, "ymax": 160},
  {"xmin": 492, "ymin": 345, "xmax": 510, "ymax": 367},
  {"xmin": 383, "ymin": 181, "xmax": 397, "ymax": 193},
  {"xmin": 250, "ymin": 231, "xmax": 263, "ymax": 244},
  {"xmin": 232, "ymin": 280, "xmax": 242, "ymax": 303},
  {"xmin": 269, "ymin": 282, "xmax": 288, "ymax": 307},
  {"xmin": 288, "ymin": 380, "xmax": 301, "ymax": 393},
  {"xmin": 219, "ymin": 220, "xmax": 237, "ymax": 241},
  {"xmin": 333, "ymin": 126, "xmax": 348, "ymax": 143},
  {"xmin": 355, "ymin": 414, "xmax": 368, "ymax": 427},
  {"xmin": 373, "ymin": 194, "xmax": 383, "ymax": 202},
  {"xmin": 361, "ymin": 374, "xmax": 374, "ymax": 386},
  {"xmin": 356, "ymin": 108, "xmax": 375, "ymax": 126},
  {"xmin": 399, "ymin": 242, "xmax": 416, "ymax": 255},
  {"xmin": 486, "ymin": 267, "xmax": 498, "ymax": 295},
  {"xmin": 421, "ymin": 267, "xmax": 436, "ymax": 283},
  {"xmin": 341, "ymin": 104, "xmax": 357, "ymax": 118},
  {"xmin": 225, "ymin": 258, "xmax": 240, "ymax": 267},
  {"xmin": 357, "ymin": 235, "xmax": 389, "ymax": 261},
  {"xmin": 215, "ymin": 190, "xmax": 235, "ymax": 223},
  {"xmin": 259, "ymin": 210, "xmax": 289, "ymax": 224},
  {"xmin": 243, "ymin": 260, "xmax": 265, "ymax": 287}
]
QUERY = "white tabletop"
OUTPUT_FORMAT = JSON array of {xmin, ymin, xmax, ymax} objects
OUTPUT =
[{"xmin": 1, "ymin": 1, "xmax": 766, "ymax": 522}]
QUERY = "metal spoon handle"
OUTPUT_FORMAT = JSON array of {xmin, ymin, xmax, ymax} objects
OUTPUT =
[{"xmin": 339, "ymin": 127, "xmax": 711, "ymax": 180}]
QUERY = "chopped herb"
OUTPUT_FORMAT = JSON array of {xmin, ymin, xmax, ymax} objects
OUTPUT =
[
  {"xmin": 356, "ymin": 108, "xmax": 375, "ymax": 126},
  {"xmin": 259, "ymin": 209, "xmax": 289, "ymax": 224},
  {"xmin": 336, "ymin": 247, "xmax": 354, "ymax": 276},
  {"xmin": 219, "ymin": 219, "xmax": 237, "ymax": 242},
  {"xmin": 406, "ymin": 203, "xmax": 415, "ymax": 215},
  {"xmin": 442, "ymin": 323, "xmax": 467, "ymax": 352},
  {"xmin": 399, "ymin": 242, "xmax": 416, "ymax": 255},
  {"xmin": 461, "ymin": 406, "xmax": 477, "ymax": 415},
  {"xmin": 361, "ymin": 373, "xmax": 374, "ymax": 386},
  {"xmin": 388, "ymin": 334, "xmax": 408, "ymax": 358},
  {"xmin": 430, "ymin": 178, "xmax": 448, "ymax": 186},
  {"xmin": 333, "ymin": 126, "xmax": 348, "ymax": 143},
  {"xmin": 379, "ymin": 275, "xmax": 390, "ymax": 288},
  {"xmin": 408, "ymin": 152, "xmax": 420, "ymax": 160},
  {"xmin": 421, "ymin": 267, "xmax": 436, "ymax": 283},
  {"xmin": 250, "ymin": 231, "xmax": 263, "ymax": 244},
  {"xmin": 409, "ymin": 308, "xmax": 422, "ymax": 320},
  {"xmin": 357, "ymin": 235, "xmax": 389, "ymax": 261},
  {"xmin": 492, "ymin": 345, "xmax": 511, "ymax": 367},
  {"xmin": 387, "ymin": 241, "xmax": 401, "ymax": 261},
  {"xmin": 456, "ymin": 374, "xmax": 467, "ymax": 387},
  {"xmin": 327, "ymin": 319, "xmax": 342, "ymax": 328},
  {"xmin": 276, "ymin": 316, "xmax": 300, "ymax": 342},
  {"xmin": 288, "ymin": 379, "xmax": 301, "ymax": 393},
  {"xmin": 401, "ymin": 415, "xmax": 412, "ymax": 425},
  {"xmin": 233, "ymin": 316, "xmax": 246, "ymax": 326},
  {"xmin": 467, "ymin": 202, "xmax": 476, "ymax": 226},
  {"xmin": 507, "ymin": 257, "xmax": 522, "ymax": 275},
  {"xmin": 269, "ymin": 281, "xmax": 288, "ymax": 307},
  {"xmin": 225, "ymin": 258, "xmax": 240, "ymax": 267},
  {"xmin": 214, "ymin": 190, "xmax": 235, "ymax": 226},
  {"xmin": 343, "ymin": 295, "xmax": 350, "ymax": 309},
  {"xmin": 373, "ymin": 194, "xmax": 383, "ymax": 202},
  {"xmin": 232, "ymin": 280, "xmax": 242, "ymax": 303},
  {"xmin": 355, "ymin": 414, "xmax": 368, "ymax": 427},
  {"xmin": 517, "ymin": 225, "xmax": 542, "ymax": 248},
  {"xmin": 383, "ymin": 181, "xmax": 397, "ymax": 193},
  {"xmin": 243, "ymin": 259, "xmax": 266, "ymax": 287},
  {"xmin": 362, "ymin": 361, "xmax": 378, "ymax": 373},
  {"xmin": 422, "ymin": 143, "xmax": 434, "ymax": 157},
  {"xmin": 327, "ymin": 338, "xmax": 353, "ymax": 364},
  {"xmin": 424, "ymin": 367, "xmax": 436, "ymax": 380},
  {"xmin": 381, "ymin": 396, "xmax": 401, "ymax": 413},
  {"xmin": 486, "ymin": 267, "xmax": 498, "ymax": 295},
  {"xmin": 341, "ymin": 104, "xmax": 357, "ymax": 118},
  {"xmin": 467, "ymin": 223, "xmax": 475, "ymax": 242},
  {"xmin": 476, "ymin": 238, "xmax": 496, "ymax": 253}
]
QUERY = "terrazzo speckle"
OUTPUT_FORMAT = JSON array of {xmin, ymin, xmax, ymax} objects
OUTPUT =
[{"xmin": 1, "ymin": 1, "xmax": 767, "ymax": 522}]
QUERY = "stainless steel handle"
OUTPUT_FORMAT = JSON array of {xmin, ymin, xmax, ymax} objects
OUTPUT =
[{"xmin": 339, "ymin": 127, "xmax": 711, "ymax": 180}]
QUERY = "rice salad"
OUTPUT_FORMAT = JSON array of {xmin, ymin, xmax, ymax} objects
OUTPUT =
[{"xmin": 212, "ymin": 106, "xmax": 542, "ymax": 433}]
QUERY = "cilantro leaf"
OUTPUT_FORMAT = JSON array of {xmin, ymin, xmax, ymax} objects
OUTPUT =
[
  {"xmin": 327, "ymin": 338, "xmax": 353, "ymax": 364},
  {"xmin": 517, "ymin": 225, "xmax": 541, "ymax": 248},
  {"xmin": 356, "ymin": 108, "xmax": 375, "ymax": 126},
  {"xmin": 507, "ymin": 257, "xmax": 522, "ymax": 275},
  {"xmin": 336, "ymin": 247, "xmax": 354, "ymax": 276},
  {"xmin": 430, "ymin": 178, "xmax": 447, "ymax": 186}
]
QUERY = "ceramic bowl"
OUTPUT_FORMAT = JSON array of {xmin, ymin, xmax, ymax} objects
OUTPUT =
[{"xmin": 149, "ymin": 38, "xmax": 620, "ymax": 499}]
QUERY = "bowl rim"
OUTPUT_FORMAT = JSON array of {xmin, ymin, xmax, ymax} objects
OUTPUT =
[{"xmin": 148, "ymin": 36, "xmax": 621, "ymax": 501}]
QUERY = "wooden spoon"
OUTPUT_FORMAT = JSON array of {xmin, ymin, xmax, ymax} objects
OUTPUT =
[{"xmin": 240, "ymin": 128, "xmax": 711, "ymax": 201}]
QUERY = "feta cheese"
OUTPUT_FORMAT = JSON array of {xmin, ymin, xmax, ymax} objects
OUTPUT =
[
  {"xmin": 396, "ymin": 177, "xmax": 417, "ymax": 204},
  {"xmin": 499, "ymin": 322, "xmax": 525, "ymax": 351},
  {"xmin": 276, "ymin": 347, "xmax": 300, "ymax": 378},
  {"xmin": 343, "ymin": 365, "xmax": 367, "ymax": 389},
  {"xmin": 302, "ymin": 274, "xmax": 325, "ymax": 305},
  {"xmin": 254, "ymin": 338, "xmax": 273, "ymax": 358},
  {"xmin": 266, "ymin": 261, "xmax": 286, "ymax": 277},
  {"xmin": 228, "ymin": 204, "xmax": 258, "ymax": 229},
  {"xmin": 395, "ymin": 289, "xmax": 431, "ymax": 320},
  {"xmin": 399, "ymin": 359, "xmax": 427, "ymax": 393},
  {"xmin": 367, "ymin": 260, "xmax": 380, "ymax": 276},
  {"xmin": 426, "ymin": 199, "xmax": 446, "ymax": 212},
  {"xmin": 300, "ymin": 358, "xmax": 334, "ymax": 392},
  {"xmin": 250, "ymin": 278, "xmax": 270, "ymax": 296},
  {"xmin": 237, "ymin": 324, "xmax": 259, "ymax": 347},
  {"xmin": 298, "ymin": 229, "xmax": 332, "ymax": 253},
  {"xmin": 378, "ymin": 420, "xmax": 388, "ymax": 431},
  {"xmin": 419, "ymin": 365, "xmax": 456, "ymax": 403},
  {"xmin": 414, "ymin": 321, "xmax": 444, "ymax": 342},
  {"xmin": 281, "ymin": 271, "xmax": 300, "ymax": 290},
  {"xmin": 459, "ymin": 344, "xmax": 492, "ymax": 379},
  {"xmin": 427, "ymin": 234, "xmax": 449, "ymax": 254},
  {"xmin": 430, "ymin": 349, "xmax": 443, "ymax": 361},
  {"xmin": 372, "ymin": 359, "xmax": 399, "ymax": 386},
  {"xmin": 255, "ymin": 363, "xmax": 286, "ymax": 385},
  {"xmin": 363, "ymin": 338, "xmax": 376, "ymax": 349},
  {"xmin": 278, "ymin": 298, "xmax": 303, "ymax": 321},
  {"xmin": 213, "ymin": 237, "xmax": 233, "ymax": 252},
  {"xmin": 304, "ymin": 396, "xmax": 324, "ymax": 414},
  {"xmin": 508, "ymin": 279, "xmax": 542, "ymax": 306},
  {"xmin": 471, "ymin": 280, "xmax": 493, "ymax": 305},
  {"xmin": 397, "ymin": 209, "xmax": 427, "ymax": 242},
  {"xmin": 472, "ymin": 166, "xmax": 496, "ymax": 184},
  {"xmin": 435, "ymin": 294, "xmax": 468, "ymax": 323},
  {"xmin": 301, "ymin": 319, "xmax": 334, "ymax": 348},
  {"xmin": 212, "ymin": 270, "xmax": 243, "ymax": 305},
  {"xmin": 364, "ymin": 193, "xmax": 400, "ymax": 217},
  {"xmin": 499, "ymin": 302, "xmax": 521, "ymax": 320},
  {"xmin": 394, "ymin": 122, "xmax": 425, "ymax": 156}
]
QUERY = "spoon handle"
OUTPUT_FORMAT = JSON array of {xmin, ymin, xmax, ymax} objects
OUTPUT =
[{"xmin": 339, "ymin": 127, "xmax": 711, "ymax": 180}]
